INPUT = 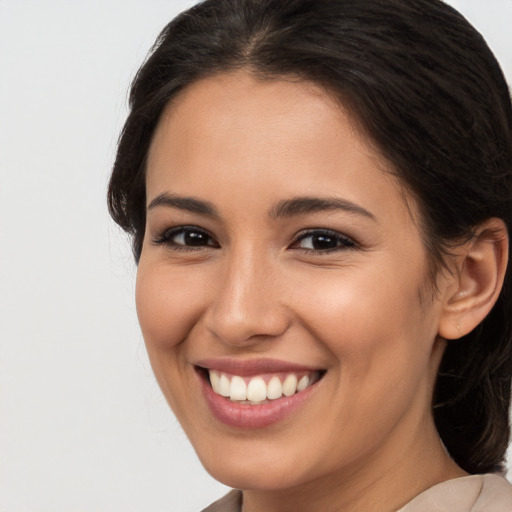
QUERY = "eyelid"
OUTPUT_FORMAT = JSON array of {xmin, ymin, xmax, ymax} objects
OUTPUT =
[
  {"xmin": 151, "ymin": 225, "xmax": 357, "ymax": 253},
  {"xmin": 152, "ymin": 225, "xmax": 220, "ymax": 249},
  {"xmin": 289, "ymin": 228, "xmax": 357, "ymax": 252}
]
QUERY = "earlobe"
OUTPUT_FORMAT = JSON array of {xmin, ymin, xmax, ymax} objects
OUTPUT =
[{"xmin": 438, "ymin": 218, "xmax": 509, "ymax": 340}]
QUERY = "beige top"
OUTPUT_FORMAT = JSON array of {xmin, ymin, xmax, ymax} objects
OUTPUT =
[{"xmin": 202, "ymin": 474, "xmax": 512, "ymax": 512}]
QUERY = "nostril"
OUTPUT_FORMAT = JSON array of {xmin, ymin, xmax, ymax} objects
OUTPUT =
[
  {"xmin": 205, "ymin": 304, "xmax": 291, "ymax": 347},
  {"xmin": 203, "ymin": 263, "xmax": 290, "ymax": 345}
]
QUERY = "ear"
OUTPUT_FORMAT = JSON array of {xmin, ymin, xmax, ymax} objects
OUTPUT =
[{"xmin": 438, "ymin": 218, "xmax": 509, "ymax": 340}]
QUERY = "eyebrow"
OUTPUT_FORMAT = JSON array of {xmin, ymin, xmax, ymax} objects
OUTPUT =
[
  {"xmin": 270, "ymin": 196, "xmax": 376, "ymax": 221},
  {"xmin": 147, "ymin": 193, "xmax": 218, "ymax": 216},
  {"xmin": 147, "ymin": 192, "xmax": 376, "ymax": 222}
]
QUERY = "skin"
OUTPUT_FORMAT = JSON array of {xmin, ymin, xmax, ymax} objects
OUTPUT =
[{"xmin": 136, "ymin": 72, "xmax": 469, "ymax": 512}]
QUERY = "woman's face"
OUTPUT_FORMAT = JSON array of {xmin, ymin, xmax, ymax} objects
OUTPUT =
[{"xmin": 137, "ymin": 72, "xmax": 452, "ymax": 492}]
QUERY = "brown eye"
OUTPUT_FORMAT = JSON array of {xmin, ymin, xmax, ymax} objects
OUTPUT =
[
  {"xmin": 179, "ymin": 230, "xmax": 210, "ymax": 246},
  {"xmin": 154, "ymin": 226, "xmax": 219, "ymax": 249},
  {"xmin": 293, "ymin": 230, "xmax": 355, "ymax": 252}
]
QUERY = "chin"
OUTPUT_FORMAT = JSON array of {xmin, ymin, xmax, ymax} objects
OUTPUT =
[
  {"xmin": 188, "ymin": 424, "xmax": 342, "ymax": 493},
  {"xmin": 199, "ymin": 451, "xmax": 310, "ymax": 491}
]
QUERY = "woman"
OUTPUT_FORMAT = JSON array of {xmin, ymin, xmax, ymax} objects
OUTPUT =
[{"xmin": 108, "ymin": 0, "xmax": 512, "ymax": 510}]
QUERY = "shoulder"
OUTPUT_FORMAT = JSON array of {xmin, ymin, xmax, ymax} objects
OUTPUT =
[
  {"xmin": 201, "ymin": 490, "xmax": 242, "ymax": 512},
  {"xmin": 399, "ymin": 474, "xmax": 512, "ymax": 512},
  {"xmin": 473, "ymin": 474, "xmax": 512, "ymax": 511}
]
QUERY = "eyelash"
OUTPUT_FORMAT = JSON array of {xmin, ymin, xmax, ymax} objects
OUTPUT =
[
  {"xmin": 152, "ymin": 226, "xmax": 357, "ymax": 253},
  {"xmin": 291, "ymin": 229, "xmax": 356, "ymax": 253},
  {"xmin": 153, "ymin": 225, "xmax": 219, "ymax": 251}
]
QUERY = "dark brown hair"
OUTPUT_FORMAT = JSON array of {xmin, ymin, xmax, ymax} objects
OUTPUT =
[{"xmin": 108, "ymin": 0, "xmax": 512, "ymax": 473}]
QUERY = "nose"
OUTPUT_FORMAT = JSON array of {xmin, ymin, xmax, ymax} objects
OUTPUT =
[{"xmin": 204, "ymin": 250, "xmax": 290, "ymax": 347}]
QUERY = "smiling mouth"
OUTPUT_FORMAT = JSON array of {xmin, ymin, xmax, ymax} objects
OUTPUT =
[{"xmin": 197, "ymin": 367, "xmax": 325, "ymax": 405}]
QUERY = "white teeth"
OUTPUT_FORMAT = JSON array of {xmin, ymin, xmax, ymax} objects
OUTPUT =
[
  {"xmin": 297, "ymin": 375, "xmax": 310, "ymax": 392},
  {"xmin": 209, "ymin": 369, "xmax": 220, "ymax": 393},
  {"xmin": 208, "ymin": 370, "xmax": 319, "ymax": 403},
  {"xmin": 282, "ymin": 374, "xmax": 298, "ymax": 397},
  {"xmin": 230, "ymin": 376, "xmax": 247, "ymax": 401},
  {"xmin": 266, "ymin": 376, "xmax": 283, "ymax": 400},
  {"xmin": 218, "ymin": 373, "xmax": 231, "ymax": 397},
  {"xmin": 246, "ymin": 377, "xmax": 267, "ymax": 402}
]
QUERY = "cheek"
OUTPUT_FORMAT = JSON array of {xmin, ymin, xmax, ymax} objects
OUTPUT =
[
  {"xmin": 135, "ymin": 260, "xmax": 206, "ymax": 351},
  {"xmin": 293, "ymin": 259, "xmax": 432, "ymax": 376},
  {"xmin": 296, "ymin": 272, "xmax": 435, "ymax": 444}
]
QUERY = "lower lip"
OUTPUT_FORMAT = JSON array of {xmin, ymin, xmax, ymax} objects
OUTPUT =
[{"xmin": 199, "ymin": 372, "xmax": 320, "ymax": 429}]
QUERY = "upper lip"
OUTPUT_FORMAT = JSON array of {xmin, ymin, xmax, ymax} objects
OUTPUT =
[{"xmin": 194, "ymin": 358, "xmax": 324, "ymax": 376}]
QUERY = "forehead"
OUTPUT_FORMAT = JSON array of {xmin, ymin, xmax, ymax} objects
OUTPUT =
[
  {"xmin": 146, "ymin": 72, "xmax": 418, "ymax": 228},
  {"xmin": 148, "ymin": 72, "xmax": 363, "ymax": 173}
]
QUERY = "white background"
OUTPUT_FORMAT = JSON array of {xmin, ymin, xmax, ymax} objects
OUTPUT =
[{"xmin": 0, "ymin": 1, "xmax": 511, "ymax": 511}]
